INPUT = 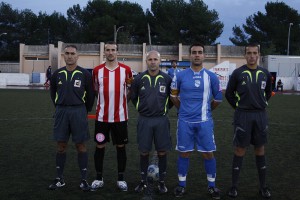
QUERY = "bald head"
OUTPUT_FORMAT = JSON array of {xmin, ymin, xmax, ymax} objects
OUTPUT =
[
  {"xmin": 146, "ymin": 50, "xmax": 161, "ymax": 59},
  {"xmin": 146, "ymin": 50, "xmax": 161, "ymax": 75}
]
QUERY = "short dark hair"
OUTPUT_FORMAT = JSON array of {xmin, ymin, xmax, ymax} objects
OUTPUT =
[
  {"xmin": 64, "ymin": 44, "xmax": 78, "ymax": 50},
  {"xmin": 105, "ymin": 41, "xmax": 118, "ymax": 50},
  {"xmin": 171, "ymin": 60, "xmax": 177, "ymax": 64},
  {"xmin": 245, "ymin": 43, "xmax": 260, "ymax": 54},
  {"xmin": 189, "ymin": 43, "xmax": 205, "ymax": 54}
]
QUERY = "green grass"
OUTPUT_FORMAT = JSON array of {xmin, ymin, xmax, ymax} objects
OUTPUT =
[{"xmin": 0, "ymin": 89, "xmax": 299, "ymax": 200}]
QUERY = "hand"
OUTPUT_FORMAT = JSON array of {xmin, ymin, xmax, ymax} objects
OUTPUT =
[{"xmin": 125, "ymin": 77, "xmax": 134, "ymax": 86}]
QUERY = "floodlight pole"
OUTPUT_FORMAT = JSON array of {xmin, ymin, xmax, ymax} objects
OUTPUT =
[
  {"xmin": 114, "ymin": 25, "xmax": 124, "ymax": 43},
  {"xmin": 148, "ymin": 23, "xmax": 152, "ymax": 49},
  {"xmin": 47, "ymin": 28, "xmax": 50, "ymax": 44},
  {"xmin": 287, "ymin": 23, "xmax": 293, "ymax": 55}
]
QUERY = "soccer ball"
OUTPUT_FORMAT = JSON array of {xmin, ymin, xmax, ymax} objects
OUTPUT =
[{"xmin": 147, "ymin": 164, "xmax": 159, "ymax": 181}]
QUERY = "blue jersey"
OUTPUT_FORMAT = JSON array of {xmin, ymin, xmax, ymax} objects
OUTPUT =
[
  {"xmin": 171, "ymin": 67, "xmax": 222, "ymax": 122},
  {"xmin": 167, "ymin": 67, "xmax": 181, "ymax": 79}
]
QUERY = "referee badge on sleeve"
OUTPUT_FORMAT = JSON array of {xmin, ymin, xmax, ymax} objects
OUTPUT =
[
  {"xmin": 160, "ymin": 85, "xmax": 166, "ymax": 93},
  {"xmin": 261, "ymin": 81, "xmax": 266, "ymax": 89}
]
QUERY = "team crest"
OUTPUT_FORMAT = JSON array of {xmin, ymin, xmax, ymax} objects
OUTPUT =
[
  {"xmin": 96, "ymin": 133, "xmax": 105, "ymax": 142},
  {"xmin": 74, "ymin": 80, "xmax": 81, "ymax": 87},
  {"xmin": 195, "ymin": 80, "xmax": 200, "ymax": 87},
  {"xmin": 159, "ymin": 85, "xmax": 166, "ymax": 93}
]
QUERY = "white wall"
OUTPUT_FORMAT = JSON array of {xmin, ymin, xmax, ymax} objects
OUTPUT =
[
  {"xmin": 276, "ymin": 77, "xmax": 297, "ymax": 90},
  {"xmin": 0, "ymin": 73, "xmax": 30, "ymax": 86},
  {"xmin": 266, "ymin": 55, "xmax": 300, "ymax": 77}
]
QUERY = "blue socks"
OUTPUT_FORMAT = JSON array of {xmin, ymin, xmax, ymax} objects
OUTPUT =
[
  {"xmin": 177, "ymin": 156, "xmax": 189, "ymax": 187},
  {"xmin": 204, "ymin": 158, "xmax": 216, "ymax": 187}
]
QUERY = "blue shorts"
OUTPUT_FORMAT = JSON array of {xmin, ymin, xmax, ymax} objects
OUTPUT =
[
  {"xmin": 176, "ymin": 119, "xmax": 216, "ymax": 152},
  {"xmin": 53, "ymin": 105, "xmax": 90, "ymax": 143}
]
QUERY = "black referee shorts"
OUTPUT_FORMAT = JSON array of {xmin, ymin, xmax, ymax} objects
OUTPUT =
[
  {"xmin": 233, "ymin": 109, "xmax": 268, "ymax": 148},
  {"xmin": 137, "ymin": 115, "xmax": 172, "ymax": 152},
  {"xmin": 53, "ymin": 105, "xmax": 89, "ymax": 143}
]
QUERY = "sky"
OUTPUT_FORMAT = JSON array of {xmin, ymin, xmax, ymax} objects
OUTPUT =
[{"xmin": 4, "ymin": 0, "xmax": 300, "ymax": 45}]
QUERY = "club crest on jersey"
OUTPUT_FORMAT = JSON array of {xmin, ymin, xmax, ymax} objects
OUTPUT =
[
  {"xmin": 159, "ymin": 85, "xmax": 166, "ymax": 93},
  {"xmin": 195, "ymin": 80, "xmax": 200, "ymax": 87},
  {"xmin": 96, "ymin": 133, "xmax": 105, "ymax": 142},
  {"xmin": 74, "ymin": 80, "xmax": 81, "ymax": 87},
  {"xmin": 261, "ymin": 81, "xmax": 266, "ymax": 89}
]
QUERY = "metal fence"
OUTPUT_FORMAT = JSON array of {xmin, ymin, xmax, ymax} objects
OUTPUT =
[{"xmin": 0, "ymin": 63, "xmax": 19, "ymax": 73}]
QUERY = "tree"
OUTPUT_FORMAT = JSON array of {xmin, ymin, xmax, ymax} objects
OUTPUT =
[
  {"xmin": 112, "ymin": 1, "xmax": 147, "ymax": 43},
  {"xmin": 0, "ymin": 0, "xmax": 225, "ymax": 61},
  {"xmin": 230, "ymin": 2, "xmax": 300, "ymax": 55},
  {"xmin": 0, "ymin": 2, "xmax": 20, "ymax": 60},
  {"xmin": 75, "ymin": 0, "xmax": 147, "ymax": 43},
  {"xmin": 148, "ymin": 0, "xmax": 223, "ymax": 45}
]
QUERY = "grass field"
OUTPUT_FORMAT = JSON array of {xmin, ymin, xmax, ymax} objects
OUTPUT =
[{"xmin": 0, "ymin": 89, "xmax": 299, "ymax": 200}]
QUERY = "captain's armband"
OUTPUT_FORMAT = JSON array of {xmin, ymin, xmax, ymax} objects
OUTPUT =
[{"xmin": 171, "ymin": 89, "xmax": 179, "ymax": 97}]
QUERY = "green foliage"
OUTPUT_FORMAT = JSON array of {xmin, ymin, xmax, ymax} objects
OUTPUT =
[
  {"xmin": 0, "ymin": 0, "xmax": 223, "ymax": 61},
  {"xmin": 230, "ymin": 2, "xmax": 300, "ymax": 55},
  {"xmin": 0, "ymin": 2, "xmax": 20, "ymax": 60},
  {"xmin": 148, "ymin": 0, "xmax": 223, "ymax": 45}
]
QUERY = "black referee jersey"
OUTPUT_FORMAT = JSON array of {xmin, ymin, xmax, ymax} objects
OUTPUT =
[
  {"xmin": 225, "ymin": 65, "xmax": 272, "ymax": 111},
  {"xmin": 131, "ymin": 70, "xmax": 173, "ymax": 117},
  {"xmin": 50, "ymin": 66, "xmax": 94, "ymax": 112}
]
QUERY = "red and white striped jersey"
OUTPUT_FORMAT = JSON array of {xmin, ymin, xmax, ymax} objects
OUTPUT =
[{"xmin": 93, "ymin": 62, "xmax": 133, "ymax": 122}]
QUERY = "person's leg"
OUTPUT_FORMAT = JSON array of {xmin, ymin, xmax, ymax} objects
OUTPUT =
[
  {"xmin": 56, "ymin": 141, "xmax": 68, "ymax": 179},
  {"xmin": 157, "ymin": 151, "xmax": 167, "ymax": 182},
  {"xmin": 93, "ymin": 121, "xmax": 109, "ymax": 181},
  {"xmin": 49, "ymin": 106, "xmax": 70, "ymax": 190},
  {"xmin": 174, "ymin": 151, "xmax": 190, "ymax": 197},
  {"xmin": 111, "ymin": 122, "xmax": 129, "ymax": 192},
  {"xmin": 157, "ymin": 151, "xmax": 168, "ymax": 193},
  {"xmin": 202, "ymin": 152, "xmax": 216, "ymax": 188},
  {"xmin": 91, "ymin": 120, "xmax": 109, "ymax": 191},
  {"xmin": 140, "ymin": 152, "xmax": 149, "ymax": 181},
  {"xmin": 177, "ymin": 152, "xmax": 190, "ymax": 188},
  {"xmin": 255, "ymin": 146, "xmax": 266, "ymax": 189},
  {"xmin": 196, "ymin": 120, "xmax": 218, "ymax": 188},
  {"xmin": 116, "ymin": 144, "xmax": 127, "ymax": 181},
  {"xmin": 94, "ymin": 144, "xmax": 105, "ymax": 180},
  {"xmin": 154, "ymin": 116, "xmax": 171, "ymax": 183},
  {"xmin": 48, "ymin": 141, "xmax": 67, "ymax": 190},
  {"xmin": 76, "ymin": 143, "xmax": 88, "ymax": 180},
  {"xmin": 76, "ymin": 142, "xmax": 90, "ymax": 191},
  {"xmin": 135, "ymin": 116, "xmax": 151, "ymax": 193},
  {"xmin": 176, "ymin": 120, "xmax": 193, "ymax": 188},
  {"xmin": 254, "ymin": 110, "xmax": 271, "ymax": 197},
  {"xmin": 227, "ymin": 147, "xmax": 245, "ymax": 198},
  {"xmin": 232, "ymin": 147, "xmax": 246, "ymax": 187},
  {"xmin": 228, "ymin": 110, "xmax": 251, "ymax": 197},
  {"xmin": 255, "ymin": 145, "xmax": 271, "ymax": 198},
  {"xmin": 90, "ymin": 143, "xmax": 105, "ymax": 191}
]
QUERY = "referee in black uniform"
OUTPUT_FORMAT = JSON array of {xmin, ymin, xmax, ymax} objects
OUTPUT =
[
  {"xmin": 225, "ymin": 44, "xmax": 272, "ymax": 199},
  {"xmin": 48, "ymin": 45, "xmax": 95, "ymax": 191},
  {"xmin": 131, "ymin": 50, "xmax": 173, "ymax": 197}
]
